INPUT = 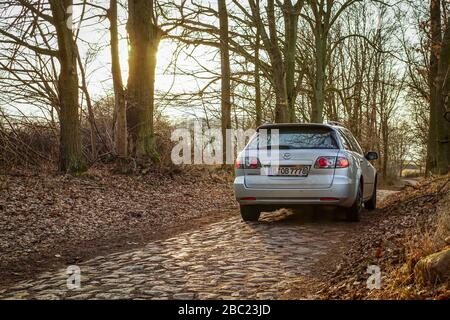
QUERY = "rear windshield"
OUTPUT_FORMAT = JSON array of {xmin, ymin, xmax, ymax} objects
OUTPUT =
[{"xmin": 248, "ymin": 128, "xmax": 338, "ymax": 150}]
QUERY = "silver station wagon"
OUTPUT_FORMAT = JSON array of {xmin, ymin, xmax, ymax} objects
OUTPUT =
[{"xmin": 234, "ymin": 123, "xmax": 378, "ymax": 222}]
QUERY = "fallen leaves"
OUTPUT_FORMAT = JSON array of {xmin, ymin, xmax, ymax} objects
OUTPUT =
[
  {"xmin": 0, "ymin": 165, "xmax": 237, "ymax": 285},
  {"xmin": 314, "ymin": 175, "xmax": 450, "ymax": 300}
]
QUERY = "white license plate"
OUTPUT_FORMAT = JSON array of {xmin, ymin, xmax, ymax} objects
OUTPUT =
[{"xmin": 272, "ymin": 166, "xmax": 310, "ymax": 177}]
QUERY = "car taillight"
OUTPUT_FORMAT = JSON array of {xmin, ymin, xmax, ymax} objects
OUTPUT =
[
  {"xmin": 314, "ymin": 156, "xmax": 349, "ymax": 169},
  {"xmin": 247, "ymin": 157, "xmax": 260, "ymax": 169},
  {"xmin": 235, "ymin": 158, "xmax": 242, "ymax": 169},
  {"xmin": 336, "ymin": 156, "xmax": 349, "ymax": 168},
  {"xmin": 314, "ymin": 156, "xmax": 336, "ymax": 169},
  {"xmin": 235, "ymin": 157, "xmax": 261, "ymax": 169}
]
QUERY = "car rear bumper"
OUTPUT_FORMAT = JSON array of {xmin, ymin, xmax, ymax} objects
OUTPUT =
[{"xmin": 233, "ymin": 175, "xmax": 357, "ymax": 207}]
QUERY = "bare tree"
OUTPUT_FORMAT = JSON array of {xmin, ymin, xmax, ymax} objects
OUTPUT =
[
  {"xmin": 47, "ymin": 0, "xmax": 84, "ymax": 171},
  {"xmin": 254, "ymin": 26, "xmax": 262, "ymax": 126},
  {"xmin": 427, "ymin": 0, "xmax": 449, "ymax": 174},
  {"xmin": 301, "ymin": 0, "xmax": 367, "ymax": 123},
  {"xmin": 218, "ymin": 0, "xmax": 232, "ymax": 164},
  {"xmin": 127, "ymin": 0, "xmax": 165, "ymax": 159},
  {"xmin": 434, "ymin": 14, "xmax": 450, "ymax": 173},
  {"xmin": 427, "ymin": 0, "xmax": 442, "ymax": 172},
  {"xmin": 108, "ymin": 0, "xmax": 127, "ymax": 158},
  {"xmin": 247, "ymin": 0, "xmax": 301, "ymax": 122}
]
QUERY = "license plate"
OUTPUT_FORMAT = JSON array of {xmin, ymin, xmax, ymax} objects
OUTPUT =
[{"xmin": 271, "ymin": 166, "xmax": 310, "ymax": 177}]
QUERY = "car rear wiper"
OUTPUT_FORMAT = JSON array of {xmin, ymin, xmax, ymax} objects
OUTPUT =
[
  {"xmin": 248, "ymin": 145, "xmax": 293, "ymax": 150},
  {"xmin": 268, "ymin": 145, "xmax": 293, "ymax": 149}
]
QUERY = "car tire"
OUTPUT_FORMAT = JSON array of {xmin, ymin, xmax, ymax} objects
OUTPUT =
[
  {"xmin": 346, "ymin": 183, "xmax": 363, "ymax": 222},
  {"xmin": 240, "ymin": 205, "xmax": 261, "ymax": 222},
  {"xmin": 364, "ymin": 176, "xmax": 377, "ymax": 211}
]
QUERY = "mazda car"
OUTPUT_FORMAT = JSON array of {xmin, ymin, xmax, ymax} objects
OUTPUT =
[{"xmin": 234, "ymin": 123, "xmax": 378, "ymax": 222}]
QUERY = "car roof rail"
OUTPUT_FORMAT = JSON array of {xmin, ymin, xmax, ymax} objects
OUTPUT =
[{"xmin": 327, "ymin": 121, "xmax": 345, "ymax": 127}]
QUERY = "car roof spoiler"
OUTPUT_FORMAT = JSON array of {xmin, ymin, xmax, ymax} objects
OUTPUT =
[{"xmin": 256, "ymin": 123, "xmax": 335, "ymax": 131}]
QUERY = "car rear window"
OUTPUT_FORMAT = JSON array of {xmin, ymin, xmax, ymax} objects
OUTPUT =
[{"xmin": 248, "ymin": 127, "xmax": 338, "ymax": 150}]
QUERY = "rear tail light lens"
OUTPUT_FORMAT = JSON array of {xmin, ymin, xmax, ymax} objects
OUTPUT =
[
  {"xmin": 315, "ymin": 156, "xmax": 349, "ymax": 169},
  {"xmin": 314, "ymin": 156, "xmax": 336, "ymax": 169},
  {"xmin": 247, "ymin": 157, "xmax": 260, "ymax": 169},
  {"xmin": 336, "ymin": 157, "xmax": 349, "ymax": 168},
  {"xmin": 235, "ymin": 157, "xmax": 261, "ymax": 169},
  {"xmin": 235, "ymin": 158, "xmax": 242, "ymax": 169}
]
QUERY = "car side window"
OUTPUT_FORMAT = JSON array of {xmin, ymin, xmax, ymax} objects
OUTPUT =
[
  {"xmin": 343, "ymin": 129, "xmax": 364, "ymax": 155},
  {"xmin": 351, "ymin": 136, "xmax": 364, "ymax": 155},
  {"xmin": 337, "ymin": 129, "xmax": 353, "ymax": 151}
]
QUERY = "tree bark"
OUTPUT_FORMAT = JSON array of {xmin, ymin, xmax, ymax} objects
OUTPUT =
[
  {"xmin": 218, "ymin": 0, "xmax": 232, "ymax": 164},
  {"xmin": 435, "ymin": 16, "xmax": 450, "ymax": 173},
  {"xmin": 381, "ymin": 117, "xmax": 389, "ymax": 179},
  {"xmin": 49, "ymin": 0, "xmax": 84, "ymax": 173},
  {"xmin": 108, "ymin": 0, "xmax": 127, "ymax": 158},
  {"xmin": 426, "ymin": 0, "xmax": 442, "ymax": 174},
  {"xmin": 283, "ymin": 0, "xmax": 301, "ymax": 122},
  {"xmin": 267, "ymin": 0, "xmax": 289, "ymax": 123},
  {"xmin": 127, "ymin": 0, "xmax": 162, "ymax": 159},
  {"xmin": 255, "ymin": 27, "xmax": 262, "ymax": 127},
  {"xmin": 312, "ymin": 34, "xmax": 326, "ymax": 123},
  {"xmin": 77, "ymin": 52, "xmax": 97, "ymax": 160}
]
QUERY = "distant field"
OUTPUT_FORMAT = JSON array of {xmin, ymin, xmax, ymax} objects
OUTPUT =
[{"xmin": 402, "ymin": 168, "xmax": 422, "ymax": 177}]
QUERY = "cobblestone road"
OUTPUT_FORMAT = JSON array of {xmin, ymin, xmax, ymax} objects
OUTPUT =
[{"xmin": 0, "ymin": 191, "xmax": 396, "ymax": 300}]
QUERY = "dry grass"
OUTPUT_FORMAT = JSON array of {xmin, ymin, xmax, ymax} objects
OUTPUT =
[
  {"xmin": 434, "ymin": 194, "xmax": 450, "ymax": 247},
  {"xmin": 311, "ymin": 174, "xmax": 450, "ymax": 300},
  {"xmin": 375, "ymin": 177, "xmax": 450, "ymax": 299},
  {"xmin": 0, "ymin": 109, "xmax": 177, "ymax": 171}
]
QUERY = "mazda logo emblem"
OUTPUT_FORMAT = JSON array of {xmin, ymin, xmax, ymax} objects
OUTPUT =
[{"xmin": 283, "ymin": 153, "xmax": 291, "ymax": 160}]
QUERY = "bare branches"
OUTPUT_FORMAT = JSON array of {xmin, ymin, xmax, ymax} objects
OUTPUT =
[
  {"xmin": 0, "ymin": 29, "xmax": 58, "ymax": 56},
  {"xmin": 16, "ymin": 0, "xmax": 54, "ymax": 23}
]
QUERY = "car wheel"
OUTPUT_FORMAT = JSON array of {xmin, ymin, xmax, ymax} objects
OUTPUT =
[
  {"xmin": 364, "ymin": 176, "xmax": 377, "ymax": 211},
  {"xmin": 346, "ymin": 183, "xmax": 363, "ymax": 222},
  {"xmin": 240, "ymin": 205, "xmax": 261, "ymax": 222}
]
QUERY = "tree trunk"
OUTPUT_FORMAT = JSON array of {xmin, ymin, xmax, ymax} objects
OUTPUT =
[
  {"xmin": 255, "ymin": 28, "xmax": 262, "ymax": 127},
  {"xmin": 435, "ymin": 16, "xmax": 450, "ymax": 173},
  {"xmin": 426, "ymin": 0, "xmax": 442, "ymax": 174},
  {"xmin": 267, "ymin": 0, "xmax": 288, "ymax": 123},
  {"xmin": 312, "ymin": 34, "xmax": 326, "ymax": 123},
  {"xmin": 272, "ymin": 59, "xmax": 289, "ymax": 123},
  {"xmin": 382, "ymin": 118, "xmax": 389, "ymax": 179},
  {"xmin": 49, "ymin": 0, "xmax": 84, "ymax": 173},
  {"xmin": 367, "ymin": 31, "xmax": 382, "ymax": 148},
  {"xmin": 218, "ymin": 0, "xmax": 232, "ymax": 164},
  {"xmin": 126, "ymin": 0, "xmax": 162, "ymax": 159},
  {"xmin": 283, "ymin": 1, "xmax": 300, "ymax": 122},
  {"xmin": 108, "ymin": 0, "xmax": 127, "ymax": 158},
  {"xmin": 248, "ymin": 0, "xmax": 288, "ymax": 123},
  {"xmin": 77, "ymin": 52, "xmax": 97, "ymax": 160}
]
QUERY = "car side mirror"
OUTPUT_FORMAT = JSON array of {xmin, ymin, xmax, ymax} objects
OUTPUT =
[{"xmin": 365, "ymin": 151, "xmax": 378, "ymax": 161}]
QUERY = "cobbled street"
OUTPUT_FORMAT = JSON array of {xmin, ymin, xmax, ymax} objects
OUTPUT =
[{"xmin": 0, "ymin": 191, "xmax": 396, "ymax": 300}]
